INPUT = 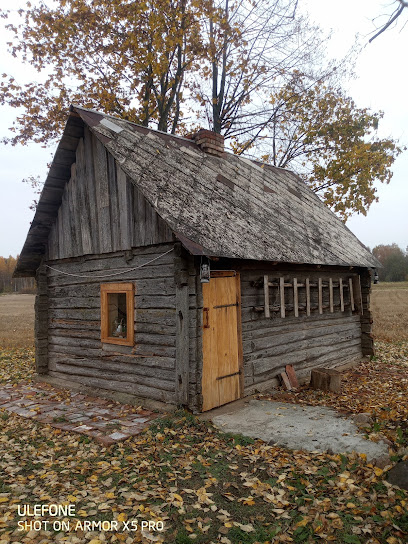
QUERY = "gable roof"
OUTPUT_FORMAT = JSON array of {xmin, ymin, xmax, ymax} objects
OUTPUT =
[{"xmin": 14, "ymin": 105, "xmax": 379, "ymax": 276}]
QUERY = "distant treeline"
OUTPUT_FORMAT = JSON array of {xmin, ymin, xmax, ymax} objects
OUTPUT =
[
  {"xmin": 372, "ymin": 244, "xmax": 408, "ymax": 282},
  {"xmin": 0, "ymin": 256, "xmax": 36, "ymax": 294}
]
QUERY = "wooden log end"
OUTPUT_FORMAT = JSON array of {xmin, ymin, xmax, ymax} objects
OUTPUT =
[{"xmin": 310, "ymin": 368, "xmax": 341, "ymax": 393}]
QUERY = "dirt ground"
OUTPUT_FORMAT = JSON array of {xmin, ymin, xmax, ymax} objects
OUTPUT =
[
  {"xmin": 0, "ymin": 294, "xmax": 35, "ymax": 348},
  {"xmin": 0, "ymin": 282, "xmax": 406, "ymax": 348}
]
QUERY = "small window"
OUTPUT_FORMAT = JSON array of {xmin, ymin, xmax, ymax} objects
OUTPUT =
[{"xmin": 101, "ymin": 283, "xmax": 134, "ymax": 346}]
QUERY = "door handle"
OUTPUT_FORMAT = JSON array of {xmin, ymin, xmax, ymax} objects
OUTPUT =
[{"xmin": 203, "ymin": 308, "xmax": 210, "ymax": 328}]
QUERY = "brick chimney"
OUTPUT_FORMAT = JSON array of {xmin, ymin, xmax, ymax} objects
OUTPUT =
[{"xmin": 193, "ymin": 129, "xmax": 224, "ymax": 157}]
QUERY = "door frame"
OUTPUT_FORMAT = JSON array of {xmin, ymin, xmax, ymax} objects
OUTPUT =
[{"xmin": 201, "ymin": 270, "xmax": 244, "ymax": 410}]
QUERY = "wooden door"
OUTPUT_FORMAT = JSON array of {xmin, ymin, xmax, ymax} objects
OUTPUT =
[{"xmin": 202, "ymin": 271, "xmax": 243, "ymax": 411}]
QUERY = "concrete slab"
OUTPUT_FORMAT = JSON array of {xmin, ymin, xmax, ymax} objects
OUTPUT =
[{"xmin": 212, "ymin": 400, "xmax": 390, "ymax": 465}]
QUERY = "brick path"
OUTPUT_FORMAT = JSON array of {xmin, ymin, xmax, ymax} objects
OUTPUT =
[{"xmin": 0, "ymin": 382, "xmax": 157, "ymax": 446}]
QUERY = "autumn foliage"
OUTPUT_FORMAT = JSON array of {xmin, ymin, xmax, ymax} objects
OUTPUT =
[
  {"xmin": 373, "ymin": 244, "xmax": 408, "ymax": 282},
  {"xmin": 0, "ymin": 0, "xmax": 404, "ymax": 218},
  {"xmin": 0, "ymin": 256, "xmax": 35, "ymax": 294}
]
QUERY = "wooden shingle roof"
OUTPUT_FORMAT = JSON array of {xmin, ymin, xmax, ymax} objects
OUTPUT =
[{"xmin": 14, "ymin": 105, "xmax": 379, "ymax": 276}]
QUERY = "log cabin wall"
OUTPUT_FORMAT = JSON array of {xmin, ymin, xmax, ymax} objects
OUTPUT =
[
  {"xmin": 43, "ymin": 244, "xmax": 183, "ymax": 405},
  {"xmin": 239, "ymin": 265, "xmax": 364, "ymax": 395},
  {"xmin": 360, "ymin": 269, "xmax": 374, "ymax": 356},
  {"xmin": 191, "ymin": 261, "xmax": 367, "ymax": 402},
  {"xmin": 35, "ymin": 263, "xmax": 49, "ymax": 374}
]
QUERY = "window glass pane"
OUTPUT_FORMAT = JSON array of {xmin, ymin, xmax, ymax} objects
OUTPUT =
[{"xmin": 107, "ymin": 292, "xmax": 127, "ymax": 338}]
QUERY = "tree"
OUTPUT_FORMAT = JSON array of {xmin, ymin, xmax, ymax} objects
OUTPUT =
[
  {"xmin": 0, "ymin": 256, "xmax": 36, "ymax": 293},
  {"xmin": 0, "ymin": 0, "xmax": 404, "ymax": 220},
  {"xmin": 194, "ymin": 0, "xmax": 338, "ymax": 138},
  {"xmin": 2, "ymin": 0, "xmax": 333, "ymax": 143},
  {"xmin": 0, "ymin": 0, "xmax": 207, "ymax": 143},
  {"xmin": 243, "ymin": 74, "xmax": 403, "ymax": 220},
  {"xmin": 372, "ymin": 244, "xmax": 408, "ymax": 282},
  {"xmin": 369, "ymin": 0, "xmax": 408, "ymax": 43}
]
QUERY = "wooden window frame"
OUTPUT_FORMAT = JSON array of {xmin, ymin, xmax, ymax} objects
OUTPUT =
[{"xmin": 101, "ymin": 283, "xmax": 135, "ymax": 346}]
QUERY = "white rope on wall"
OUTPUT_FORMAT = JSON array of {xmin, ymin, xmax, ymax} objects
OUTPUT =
[{"xmin": 44, "ymin": 247, "xmax": 174, "ymax": 278}]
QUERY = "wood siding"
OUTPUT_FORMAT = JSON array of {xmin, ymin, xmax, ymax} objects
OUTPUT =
[
  {"xmin": 239, "ymin": 267, "xmax": 363, "ymax": 395},
  {"xmin": 191, "ymin": 261, "xmax": 366, "ymax": 408},
  {"xmin": 47, "ymin": 127, "xmax": 174, "ymax": 261},
  {"xmin": 45, "ymin": 245, "xmax": 180, "ymax": 404}
]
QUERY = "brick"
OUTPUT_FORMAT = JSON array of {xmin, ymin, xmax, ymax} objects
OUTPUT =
[
  {"xmin": 285, "ymin": 365, "xmax": 299, "ymax": 389},
  {"xmin": 280, "ymin": 372, "xmax": 293, "ymax": 391}
]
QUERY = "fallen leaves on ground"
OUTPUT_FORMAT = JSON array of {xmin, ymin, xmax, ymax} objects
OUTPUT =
[
  {"xmin": 260, "ymin": 341, "xmax": 408, "ymax": 450},
  {"xmin": 0, "ymin": 345, "xmax": 407, "ymax": 544},
  {"xmin": 0, "ymin": 348, "xmax": 35, "ymax": 384}
]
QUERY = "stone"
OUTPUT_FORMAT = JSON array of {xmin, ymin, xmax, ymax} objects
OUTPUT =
[
  {"xmin": 109, "ymin": 432, "xmax": 129, "ymax": 441},
  {"xmin": 353, "ymin": 413, "xmax": 373, "ymax": 427},
  {"xmin": 372, "ymin": 454, "xmax": 391, "ymax": 470},
  {"xmin": 387, "ymin": 460, "xmax": 408, "ymax": 490}
]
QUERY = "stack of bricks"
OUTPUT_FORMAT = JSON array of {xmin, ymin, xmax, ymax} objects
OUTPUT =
[{"xmin": 193, "ymin": 129, "xmax": 225, "ymax": 157}]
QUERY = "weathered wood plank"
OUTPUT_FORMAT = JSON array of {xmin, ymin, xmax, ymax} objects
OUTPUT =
[
  {"xmin": 349, "ymin": 277, "xmax": 355, "ymax": 311},
  {"xmin": 174, "ymin": 245, "xmax": 190, "ymax": 406},
  {"xmin": 251, "ymin": 339, "xmax": 361, "ymax": 380},
  {"xmin": 264, "ymin": 275, "xmax": 270, "ymax": 318},
  {"xmin": 352, "ymin": 275, "xmax": 363, "ymax": 315},
  {"xmin": 76, "ymin": 137, "xmax": 93, "ymax": 255},
  {"xmin": 47, "ymin": 370, "xmax": 176, "ymax": 403},
  {"xmin": 84, "ymin": 127, "xmax": 100, "ymax": 254},
  {"xmin": 339, "ymin": 277, "xmax": 344, "ymax": 312},
  {"xmin": 293, "ymin": 277, "xmax": 298, "ymax": 318},
  {"xmin": 329, "ymin": 278, "xmax": 334, "ymax": 313},
  {"xmin": 306, "ymin": 277, "xmax": 310, "ymax": 316},
  {"xmin": 280, "ymin": 277, "xmax": 285, "ymax": 318},
  {"xmin": 35, "ymin": 264, "xmax": 49, "ymax": 374},
  {"xmin": 93, "ymin": 135, "xmax": 112, "ymax": 253},
  {"xmin": 244, "ymin": 321, "xmax": 361, "ymax": 359},
  {"xmin": 48, "ymin": 361, "xmax": 175, "ymax": 391},
  {"xmin": 318, "ymin": 277, "xmax": 323, "ymax": 314},
  {"xmin": 116, "ymin": 165, "xmax": 131, "ymax": 250}
]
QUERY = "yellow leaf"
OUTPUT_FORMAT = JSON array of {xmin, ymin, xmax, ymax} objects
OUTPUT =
[
  {"xmin": 374, "ymin": 467, "xmax": 383, "ymax": 477},
  {"xmin": 296, "ymin": 517, "xmax": 309, "ymax": 527},
  {"xmin": 105, "ymin": 492, "xmax": 115, "ymax": 499},
  {"xmin": 67, "ymin": 495, "xmax": 78, "ymax": 502},
  {"xmin": 90, "ymin": 475, "xmax": 98, "ymax": 482},
  {"xmin": 117, "ymin": 513, "xmax": 127, "ymax": 522},
  {"xmin": 0, "ymin": 498, "xmax": 8, "ymax": 503}
]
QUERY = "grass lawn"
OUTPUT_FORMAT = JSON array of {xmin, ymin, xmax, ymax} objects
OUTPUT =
[{"xmin": 0, "ymin": 286, "xmax": 408, "ymax": 543}]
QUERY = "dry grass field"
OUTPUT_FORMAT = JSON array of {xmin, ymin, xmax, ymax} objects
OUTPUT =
[
  {"xmin": 0, "ymin": 294, "xmax": 35, "ymax": 348},
  {"xmin": 371, "ymin": 281, "xmax": 408, "ymax": 342},
  {"xmin": 0, "ymin": 283, "xmax": 406, "ymax": 348}
]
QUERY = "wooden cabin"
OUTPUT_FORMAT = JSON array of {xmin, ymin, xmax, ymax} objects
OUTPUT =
[{"xmin": 14, "ymin": 105, "xmax": 379, "ymax": 412}]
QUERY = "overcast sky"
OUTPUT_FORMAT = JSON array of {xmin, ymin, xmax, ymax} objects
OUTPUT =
[{"xmin": 0, "ymin": 0, "xmax": 407, "ymax": 257}]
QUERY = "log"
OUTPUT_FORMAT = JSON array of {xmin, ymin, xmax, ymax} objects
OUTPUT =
[{"xmin": 310, "ymin": 368, "xmax": 341, "ymax": 393}]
